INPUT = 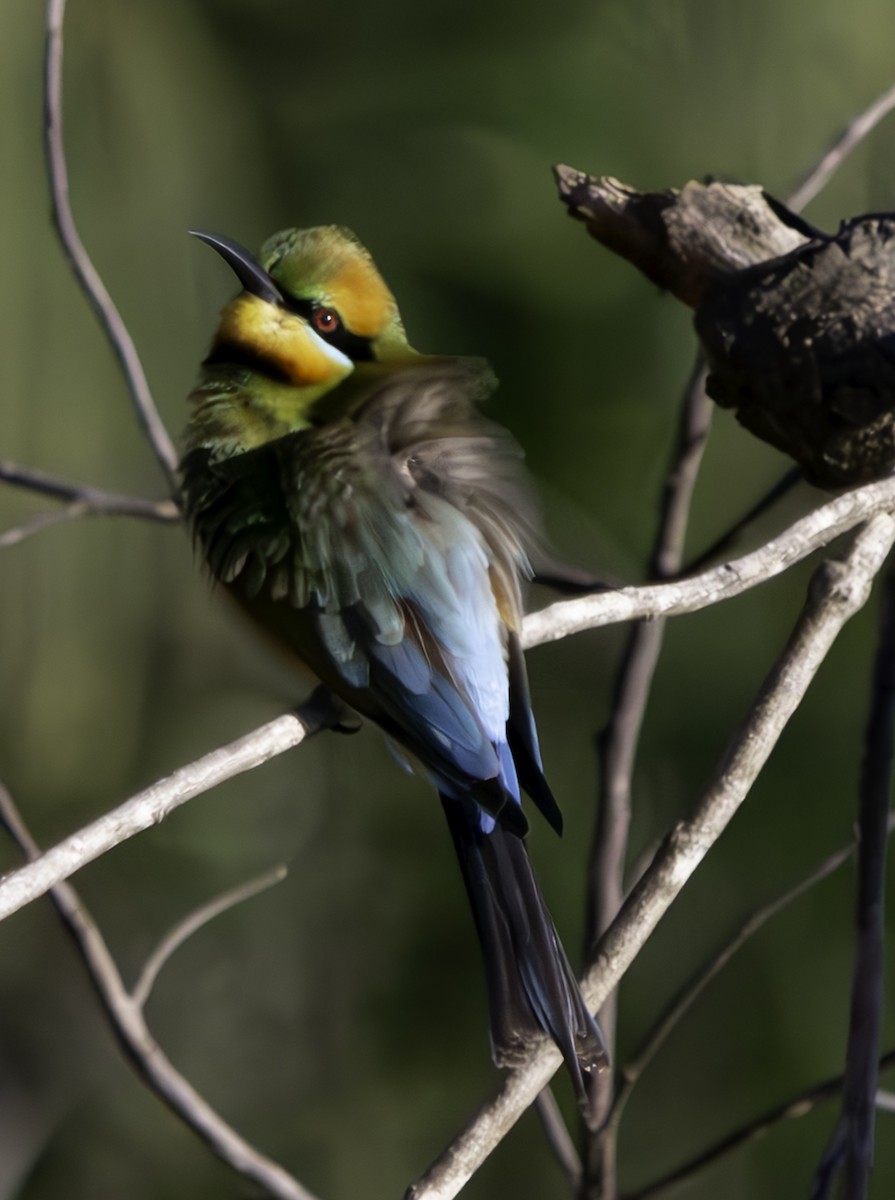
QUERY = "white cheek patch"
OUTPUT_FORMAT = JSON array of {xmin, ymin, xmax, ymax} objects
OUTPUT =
[{"xmin": 306, "ymin": 324, "xmax": 353, "ymax": 371}]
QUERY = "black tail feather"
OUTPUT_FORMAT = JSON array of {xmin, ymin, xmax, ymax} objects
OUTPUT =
[{"xmin": 441, "ymin": 794, "xmax": 608, "ymax": 1112}]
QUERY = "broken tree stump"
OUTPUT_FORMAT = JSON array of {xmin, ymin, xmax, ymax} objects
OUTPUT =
[{"xmin": 555, "ymin": 166, "xmax": 895, "ymax": 488}]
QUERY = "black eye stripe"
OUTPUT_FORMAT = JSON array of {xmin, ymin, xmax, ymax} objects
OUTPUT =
[
  {"xmin": 203, "ymin": 341, "xmax": 292, "ymax": 383},
  {"xmin": 281, "ymin": 296, "xmax": 374, "ymax": 363},
  {"xmin": 280, "ymin": 296, "xmax": 318, "ymax": 321}
]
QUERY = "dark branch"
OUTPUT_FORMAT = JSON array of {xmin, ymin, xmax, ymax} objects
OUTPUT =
[
  {"xmin": 623, "ymin": 1050, "xmax": 895, "ymax": 1200},
  {"xmin": 812, "ymin": 560, "xmax": 895, "ymax": 1199},
  {"xmin": 682, "ymin": 467, "xmax": 802, "ymax": 576},
  {"xmin": 534, "ymin": 1089, "xmax": 582, "ymax": 1190},
  {"xmin": 581, "ymin": 359, "xmax": 712, "ymax": 1188}
]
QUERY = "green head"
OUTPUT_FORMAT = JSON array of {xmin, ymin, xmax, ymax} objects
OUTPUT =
[{"xmin": 187, "ymin": 225, "xmax": 417, "ymax": 452}]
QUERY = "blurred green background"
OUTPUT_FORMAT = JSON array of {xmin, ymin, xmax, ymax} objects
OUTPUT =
[{"xmin": 3, "ymin": 1, "xmax": 895, "ymax": 1197}]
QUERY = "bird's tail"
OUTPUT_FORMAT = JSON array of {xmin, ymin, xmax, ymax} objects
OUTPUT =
[{"xmin": 441, "ymin": 794, "xmax": 607, "ymax": 1115}]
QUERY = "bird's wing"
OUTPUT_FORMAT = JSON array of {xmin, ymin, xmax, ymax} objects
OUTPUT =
[{"xmin": 182, "ymin": 358, "xmax": 558, "ymax": 833}]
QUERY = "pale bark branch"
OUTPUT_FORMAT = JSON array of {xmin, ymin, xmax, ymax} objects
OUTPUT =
[
  {"xmin": 404, "ymin": 513, "xmax": 895, "ymax": 1200},
  {"xmin": 1, "ymin": 501, "xmax": 92, "ymax": 547},
  {"xmin": 523, "ymin": 474, "xmax": 895, "ymax": 648},
  {"xmin": 575, "ymin": 79, "xmax": 895, "ymax": 1187},
  {"xmin": 0, "ymin": 688, "xmax": 350, "ymax": 923}
]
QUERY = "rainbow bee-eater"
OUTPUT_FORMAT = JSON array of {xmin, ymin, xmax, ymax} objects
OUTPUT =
[{"xmin": 181, "ymin": 226, "xmax": 607, "ymax": 1107}]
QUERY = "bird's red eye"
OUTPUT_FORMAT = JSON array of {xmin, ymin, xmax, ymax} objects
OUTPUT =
[{"xmin": 313, "ymin": 306, "xmax": 340, "ymax": 335}]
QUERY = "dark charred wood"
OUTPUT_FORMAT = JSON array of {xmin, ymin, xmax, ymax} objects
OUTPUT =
[{"xmin": 556, "ymin": 166, "xmax": 895, "ymax": 487}]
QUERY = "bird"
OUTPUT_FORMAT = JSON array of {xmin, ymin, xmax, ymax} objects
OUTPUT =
[{"xmin": 180, "ymin": 225, "xmax": 608, "ymax": 1110}]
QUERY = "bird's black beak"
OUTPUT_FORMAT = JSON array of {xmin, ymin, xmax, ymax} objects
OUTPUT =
[{"xmin": 190, "ymin": 230, "xmax": 284, "ymax": 306}]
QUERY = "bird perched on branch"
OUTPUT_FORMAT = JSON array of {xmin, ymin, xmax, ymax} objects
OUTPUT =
[{"xmin": 180, "ymin": 225, "xmax": 607, "ymax": 1109}]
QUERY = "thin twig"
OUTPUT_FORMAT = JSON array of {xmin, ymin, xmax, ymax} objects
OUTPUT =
[
  {"xmin": 1, "ymin": 473, "xmax": 179, "ymax": 546},
  {"xmin": 43, "ymin": 0, "xmax": 179, "ymax": 491},
  {"xmin": 0, "ymin": 687, "xmax": 351, "ymax": 923},
  {"xmin": 586, "ymin": 360, "xmax": 711, "ymax": 953},
  {"xmin": 1, "ymin": 501, "xmax": 90, "ymax": 547},
  {"xmin": 682, "ymin": 467, "xmax": 802, "ymax": 576},
  {"xmin": 786, "ymin": 81, "xmax": 895, "ymax": 213},
  {"xmin": 620, "ymin": 1050, "xmax": 895, "ymax": 1200},
  {"xmin": 811, "ymin": 561, "xmax": 895, "ymax": 1200},
  {"xmin": 610, "ymin": 818, "xmax": 895, "ymax": 1135},
  {"xmin": 0, "ymin": 784, "xmax": 318, "ymax": 1200},
  {"xmin": 132, "ymin": 865, "xmax": 288, "ymax": 1009},
  {"xmin": 405, "ymin": 513, "xmax": 895, "ymax": 1200},
  {"xmin": 0, "ymin": 459, "xmax": 179, "ymax": 522},
  {"xmin": 534, "ymin": 1090, "xmax": 582, "ymax": 1189}
]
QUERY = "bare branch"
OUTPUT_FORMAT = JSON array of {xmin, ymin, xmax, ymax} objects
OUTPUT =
[
  {"xmin": 0, "ymin": 687, "xmax": 352, "ymax": 923},
  {"xmin": 0, "ymin": 459, "xmax": 179, "ymax": 520},
  {"xmin": 522, "ymin": 474, "xmax": 895, "ymax": 649},
  {"xmin": 786, "ymin": 81, "xmax": 895, "ymax": 213},
  {"xmin": 0, "ymin": 784, "xmax": 319, "ymax": 1200},
  {"xmin": 132, "ymin": 865, "xmax": 288, "ymax": 1009},
  {"xmin": 43, "ymin": 0, "xmax": 179, "ymax": 491},
  {"xmin": 0, "ymin": 460, "xmax": 179, "ymax": 546},
  {"xmin": 533, "ymin": 1089, "xmax": 581, "ymax": 1191},
  {"xmin": 405, "ymin": 514, "xmax": 895, "ymax": 1200},
  {"xmin": 1, "ymin": 501, "xmax": 91, "ymax": 548},
  {"xmin": 682, "ymin": 467, "xmax": 802, "ymax": 576},
  {"xmin": 622, "ymin": 1050, "xmax": 895, "ymax": 1200}
]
